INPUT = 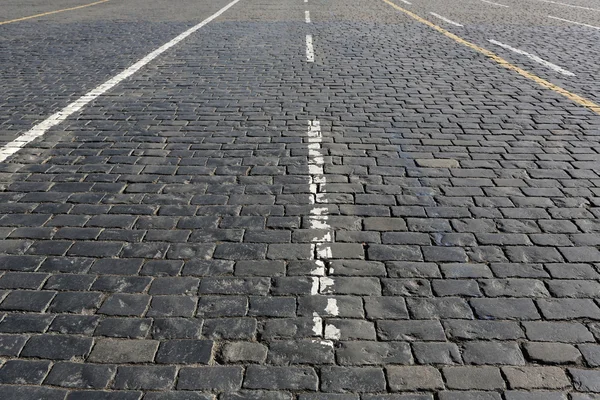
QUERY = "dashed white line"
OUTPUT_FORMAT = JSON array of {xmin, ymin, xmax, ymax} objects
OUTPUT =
[
  {"xmin": 429, "ymin": 12, "xmax": 463, "ymax": 26},
  {"xmin": 305, "ymin": 10, "xmax": 311, "ymax": 23},
  {"xmin": 306, "ymin": 34, "xmax": 315, "ymax": 62},
  {"xmin": 0, "ymin": 0, "xmax": 243, "ymax": 163},
  {"xmin": 488, "ymin": 39, "xmax": 575, "ymax": 76},
  {"xmin": 480, "ymin": 0, "xmax": 509, "ymax": 7},
  {"xmin": 399, "ymin": 0, "xmax": 412, "ymax": 4},
  {"xmin": 306, "ymin": 120, "xmax": 340, "ymax": 341},
  {"xmin": 537, "ymin": 0, "xmax": 600, "ymax": 12},
  {"xmin": 549, "ymin": 15, "xmax": 600, "ymax": 30}
]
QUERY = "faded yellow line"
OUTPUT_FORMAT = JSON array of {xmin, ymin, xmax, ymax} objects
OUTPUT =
[
  {"xmin": 0, "ymin": 0, "xmax": 110, "ymax": 26},
  {"xmin": 382, "ymin": 0, "xmax": 600, "ymax": 115}
]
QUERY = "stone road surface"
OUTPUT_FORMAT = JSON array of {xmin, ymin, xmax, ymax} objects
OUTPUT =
[{"xmin": 1, "ymin": 0, "xmax": 600, "ymax": 398}]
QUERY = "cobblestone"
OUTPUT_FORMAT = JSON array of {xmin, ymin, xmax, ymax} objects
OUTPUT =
[{"xmin": 0, "ymin": 0, "xmax": 599, "ymax": 396}]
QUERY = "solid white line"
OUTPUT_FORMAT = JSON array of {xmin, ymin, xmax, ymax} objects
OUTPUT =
[
  {"xmin": 305, "ymin": 10, "xmax": 311, "ymax": 23},
  {"xmin": 306, "ymin": 34, "xmax": 315, "ymax": 62},
  {"xmin": 0, "ymin": 0, "xmax": 243, "ymax": 163},
  {"xmin": 429, "ymin": 12, "xmax": 463, "ymax": 26},
  {"xmin": 537, "ymin": 0, "xmax": 600, "ymax": 12},
  {"xmin": 480, "ymin": 0, "xmax": 509, "ymax": 7},
  {"xmin": 488, "ymin": 39, "xmax": 575, "ymax": 76},
  {"xmin": 549, "ymin": 15, "xmax": 600, "ymax": 30}
]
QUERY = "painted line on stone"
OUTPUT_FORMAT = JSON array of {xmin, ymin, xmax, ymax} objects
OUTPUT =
[
  {"xmin": 537, "ymin": 0, "xmax": 600, "ymax": 12},
  {"xmin": 306, "ymin": 120, "xmax": 340, "ymax": 342},
  {"xmin": 399, "ymin": 0, "xmax": 412, "ymax": 4},
  {"xmin": 305, "ymin": 10, "xmax": 311, "ymax": 23},
  {"xmin": 480, "ymin": 0, "xmax": 509, "ymax": 7},
  {"xmin": 488, "ymin": 39, "xmax": 575, "ymax": 76},
  {"xmin": 549, "ymin": 15, "xmax": 600, "ymax": 30},
  {"xmin": 381, "ymin": 0, "xmax": 600, "ymax": 115},
  {"xmin": 0, "ymin": 0, "xmax": 110, "ymax": 26},
  {"xmin": 0, "ymin": 0, "xmax": 243, "ymax": 163},
  {"xmin": 306, "ymin": 34, "xmax": 315, "ymax": 62},
  {"xmin": 429, "ymin": 12, "xmax": 463, "ymax": 27}
]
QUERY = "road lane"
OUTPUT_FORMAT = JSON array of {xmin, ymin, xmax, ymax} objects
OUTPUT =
[
  {"xmin": 392, "ymin": 0, "xmax": 600, "ymax": 103},
  {"xmin": 0, "ymin": 0, "xmax": 599, "ymax": 397},
  {"xmin": 0, "ymin": 0, "xmax": 233, "ymax": 146}
]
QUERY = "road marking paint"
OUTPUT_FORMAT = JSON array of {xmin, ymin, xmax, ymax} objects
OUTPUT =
[
  {"xmin": 325, "ymin": 298, "xmax": 339, "ymax": 316},
  {"xmin": 549, "ymin": 15, "xmax": 600, "ymax": 30},
  {"xmin": 312, "ymin": 313, "xmax": 322, "ymax": 335},
  {"xmin": 311, "ymin": 277, "xmax": 319, "ymax": 295},
  {"xmin": 381, "ymin": 0, "xmax": 600, "ymax": 115},
  {"xmin": 325, "ymin": 324, "xmax": 341, "ymax": 340},
  {"xmin": 399, "ymin": 0, "xmax": 412, "ymax": 4},
  {"xmin": 305, "ymin": 10, "xmax": 311, "ymax": 23},
  {"xmin": 320, "ymin": 277, "xmax": 335, "ymax": 294},
  {"xmin": 537, "ymin": 0, "xmax": 600, "ymax": 12},
  {"xmin": 488, "ymin": 39, "xmax": 575, "ymax": 76},
  {"xmin": 306, "ymin": 34, "xmax": 315, "ymax": 62},
  {"xmin": 306, "ymin": 120, "xmax": 342, "ymax": 340},
  {"xmin": 429, "ymin": 12, "xmax": 463, "ymax": 26},
  {"xmin": 480, "ymin": 0, "xmax": 509, "ymax": 7},
  {"xmin": 314, "ymin": 339, "xmax": 334, "ymax": 348},
  {"xmin": 0, "ymin": 0, "xmax": 243, "ymax": 163},
  {"xmin": 0, "ymin": 0, "xmax": 110, "ymax": 26}
]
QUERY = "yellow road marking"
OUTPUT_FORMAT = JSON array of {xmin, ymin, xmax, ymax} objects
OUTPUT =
[
  {"xmin": 0, "ymin": 0, "xmax": 110, "ymax": 26},
  {"xmin": 382, "ymin": 0, "xmax": 600, "ymax": 115}
]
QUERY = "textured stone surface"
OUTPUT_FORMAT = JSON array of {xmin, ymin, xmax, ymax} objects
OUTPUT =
[{"xmin": 0, "ymin": 0, "xmax": 599, "ymax": 397}]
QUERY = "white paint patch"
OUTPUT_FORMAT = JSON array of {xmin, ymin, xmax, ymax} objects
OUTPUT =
[
  {"xmin": 480, "ymin": 0, "xmax": 509, "ymax": 7},
  {"xmin": 305, "ymin": 10, "xmax": 311, "ymax": 23},
  {"xmin": 311, "ymin": 277, "xmax": 319, "ymax": 295},
  {"xmin": 306, "ymin": 34, "xmax": 315, "ymax": 62},
  {"xmin": 549, "ymin": 15, "xmax": 600, "ymax": 30},
  {"xmin": 316, "ymin": 244, "xmax": 333, "ymax": 259},
  {"xmin": 399, "ymin": 0, "xmax": 412, "ymax": 4},
  {"xmin": 325, "ymin": 298, "xmax": 339, "ymax": 316},
  {"xmin": 320, "ymin": 277, "xmax": 335, "ymax": 294},
  {"xmin": 312, "ymin": 312, "xmax": 322, "ymax": 336},
  {"xmin": 325, "ymin": 324, "xmax": 341, "ymax": 340},
  {"xmin": 488, "ymin": 39, "xmax": 575, "ymax": 76},
  {"xmin": 429, "ymin": 12, "xmax": 463, "ymax": 27},
  {"xmin": 0, "ymin": 0, "xmax": 243, "ymax": 163},
  {"xmin": 309, "ymin": 218, "xmax": 330, "ymax": 230},
  {"xmin": 310, "ymin": 260, "xmax": 326, "ymax": 276},
  {"xmin": 537, "ymin": 0, "xmax": 600, "ymax": 12},
  {"xmin": 313, "ymin": 339, "xmax": 334, "ymax": 348}
]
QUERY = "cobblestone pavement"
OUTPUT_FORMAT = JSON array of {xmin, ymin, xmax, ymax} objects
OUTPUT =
[{"xmin": 0, "ymin": 0, "xmax": 600, "ymax": 398}]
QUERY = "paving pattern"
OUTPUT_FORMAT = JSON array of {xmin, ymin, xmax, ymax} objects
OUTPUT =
[{"xmin": 0, "ymin": 0, "xmax": 600, "ymax": 398}]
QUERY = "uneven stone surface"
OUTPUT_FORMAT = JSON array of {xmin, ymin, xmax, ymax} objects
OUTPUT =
[{"xmin": 0, "ymin": 0, "xmax": 600, "ymax": 397}]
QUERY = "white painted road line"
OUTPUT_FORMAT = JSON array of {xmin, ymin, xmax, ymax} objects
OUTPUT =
[
  {"xmin": 0, "ymin": 0, "xmax": 243, "ymax": 163},
  {"xmin": 399, "ymin": 0, "xmax": 412, "ymax": 4},
  {"xmin": 480, "ymin": 0, "xmax": 509, "ymax": 7},
  {"xmin": 305, "ymin": 10, "xmax": 311, "ymax": 23},
  {"xmin": 306, "ymin": 120, "xmax": 339, "ymax": 341},
  {"xmin": 537, "ymin": 0, "xmax": 600, "ymax": 12},
  {"xmin": 488, "ymin": 39, "xmax": 575, "ymax": 77},
  {"xmin": 306, "ymin": 34, "xmax": 315, "ymax": 62},
  {"xmin": 549, "ymin": 15, "xmax": 600, "ymax": 30},
  {"xmin": 429, "ymin": 12, "xmax": 463, "ymax": 26}
]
